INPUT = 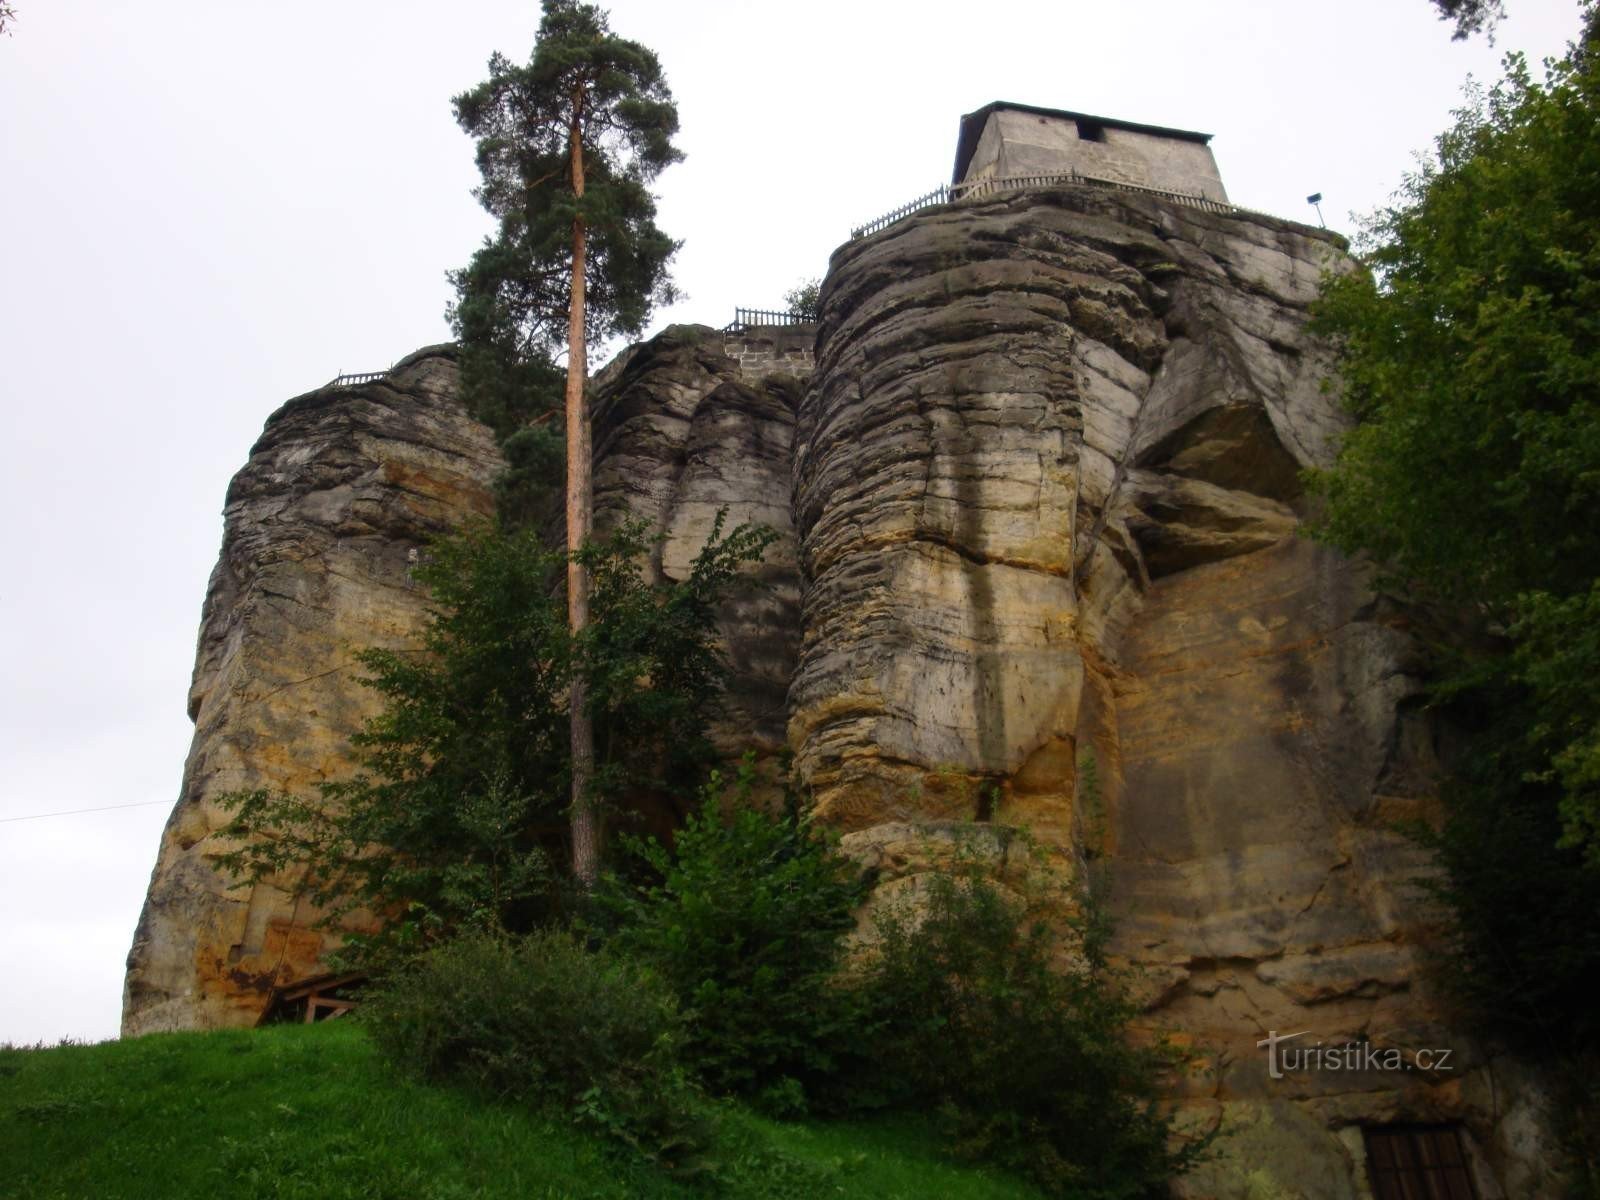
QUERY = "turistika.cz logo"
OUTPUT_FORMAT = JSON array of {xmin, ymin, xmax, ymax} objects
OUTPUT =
[{"xmin": 1256, "ymin": 1030, "xmax": 1455, "ymax": 1080}]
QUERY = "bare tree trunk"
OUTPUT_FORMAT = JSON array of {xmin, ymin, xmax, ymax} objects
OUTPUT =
[{"xmin": 565, "ymin": 92, "xmax": 598, "ymax": 889}]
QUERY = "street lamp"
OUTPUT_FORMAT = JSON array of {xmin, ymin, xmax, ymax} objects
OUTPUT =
[{"xmin": 1307, "ymin": 192, "xmax": 1326, "ymax": 228}]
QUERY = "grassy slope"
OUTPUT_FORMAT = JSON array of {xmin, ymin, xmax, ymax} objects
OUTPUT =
[{"xmin": 0, "ymin": 1022, "xmax": 1042, "ymax": 1200}]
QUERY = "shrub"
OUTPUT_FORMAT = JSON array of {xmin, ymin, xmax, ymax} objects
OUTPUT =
[
  {"xmin": 854, "ymin": 838, "xmax": 1207, "ymax": 1199},
  {"xmin": 594, "ymin": 757, "xmax": 865, "ymax": 1112},
  {"xmin": 361, "ymin": 928, "xmax": 707, "ymax": 1167}
]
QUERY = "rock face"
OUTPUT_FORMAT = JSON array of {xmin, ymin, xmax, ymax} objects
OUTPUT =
[
  {"xmin": 793, "ymin": 187, "xmax": 1553, "ymax": 1198},
  {"xmin": 123, "ymin": 330, "xmax": 807, "ymax": 1034},
  {"xmin": 128, "ymin": 188, "xmax": 1557, "ymax": 1194},
  {"xmin": 122, "ymin": 347, "xmax": 504, "ymax": 1035},
  {"xmin": 589, "ymin": 326, "xmax": 806, "ymax": 764}
]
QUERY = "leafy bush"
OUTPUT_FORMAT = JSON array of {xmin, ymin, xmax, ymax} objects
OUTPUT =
[
  {"xmin": 853, "ymin": 838, "xmax": 1206, "ymax": 1199},
  {"xmin": 362, "ymin": 928, "xmax": 707, "ymax": 1167},
  {"xmin": 595, "ymin": 758, "xmax": 865, "ymax": 1112}
]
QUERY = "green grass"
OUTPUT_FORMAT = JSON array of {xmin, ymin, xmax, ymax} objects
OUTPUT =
[{"xmin": 0, "ymin": 1021, "xmax": 1042, "ymax": 1200}]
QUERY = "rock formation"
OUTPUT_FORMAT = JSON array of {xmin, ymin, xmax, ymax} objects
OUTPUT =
[
  {"xmin": 122, "ymin": 348, "xmax": 504, "ymax": 1034},
  {"xmin": 123, "ymin": 330, "xmax": 807, "ymax": 1034},
  {"xmin": 589, "ymin": 326, "xmax": 804, "ymax": 767},
  {"xmin": 127, "ymin": 187, "xmax": 1559, "ymax": 1195},
  {"xmin": 793, "ymin": 187, "xmax": 1552, "ymax": 1198}
]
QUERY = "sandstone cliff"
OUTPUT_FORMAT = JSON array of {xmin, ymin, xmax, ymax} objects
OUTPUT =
[
  {"xmin": 589, "ymin": 325, "xmax": 805, "ymax": 766},
  {"xmin": 123, "ymin": 330, "xmax": 809, "ymax": 1034},
  {"xmin": 127, "ymin": 188, "xmax": 1557, "ymax": 1195},
  {"xmin": 122, "ymin": 348, "xmax": 504, "ymax": 1034},
  {"xmin": 792, "ymin": 188, "xmax": 1551, "ymax": 1198}
]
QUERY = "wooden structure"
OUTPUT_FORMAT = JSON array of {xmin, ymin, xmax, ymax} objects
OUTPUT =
[{"xmin": 258, "ymin": 970, "xmax": 368, "ymax": 1025}]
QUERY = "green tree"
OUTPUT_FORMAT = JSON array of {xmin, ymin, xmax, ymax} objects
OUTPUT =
[
  {"xmin": 450, "ymin": 0, "xmax": 683, "ymax": 886},
  {"xmin": 1309, "ymin": 16, "xmax": 1600, "ymax": 1186},
  {"xmin": 1310, "ymin": 14, "xmax": 1600, "ymax": 859},
  {"xmin": 212, "ymin": 517, "xmax": 773, "ymax": 961},
  {"xmin": 595, "ymin": 757, "xmax": 865, "ymax": 1111}
]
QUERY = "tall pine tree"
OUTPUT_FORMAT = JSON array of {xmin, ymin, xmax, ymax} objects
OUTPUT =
[{"xmin": 450, "ymin": 0, "xmax": 682, "ymax": 885}]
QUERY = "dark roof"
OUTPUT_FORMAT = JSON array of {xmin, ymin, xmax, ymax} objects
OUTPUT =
[{"xmin": 951, "ymin": 101, "xmax": 1215, "ymax": 184}]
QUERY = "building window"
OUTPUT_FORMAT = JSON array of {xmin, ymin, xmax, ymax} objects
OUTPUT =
[
  {"xmin": 1076, "ymin": 119, "xmax": 1106, "ymax": 143},
  {"xmin": 1364, "ymin": 1125, "xmax": 1480, "ymax": 1200}
]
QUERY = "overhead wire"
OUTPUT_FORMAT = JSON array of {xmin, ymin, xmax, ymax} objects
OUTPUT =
[{"xmin": 0, "ymin": 799, "xmax": 170, "ymax": 824}]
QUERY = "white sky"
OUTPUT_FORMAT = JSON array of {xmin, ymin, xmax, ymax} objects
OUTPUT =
[{"xmin": 0, "ymin": 0, "xmax": 1585, "ymax": 1045}]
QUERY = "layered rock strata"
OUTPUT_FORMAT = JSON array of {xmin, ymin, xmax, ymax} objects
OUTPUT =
[
  {"xmin": 122, "ymin": 348, "xmax": 505, "ymax": 1034},
  {"xmin": 590, "ymin": 325, "xmax": 806, "ymax": 762},
  {"xmin": 793, "ymin": 187, "xmax": 1552, "ymax": 1197}
]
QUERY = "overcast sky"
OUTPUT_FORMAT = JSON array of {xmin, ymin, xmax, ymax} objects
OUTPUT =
[{"xmin": 0, "ymin": 0, "xmax": 1586, "ymax": 1045}]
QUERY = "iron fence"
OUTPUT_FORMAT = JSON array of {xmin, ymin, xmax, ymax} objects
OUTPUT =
[
  {"xmin": 849, "ymin": 171, "xmax": 1239, "ymax": 240},
  {"xmin": 327, "ymin": 370, "xmax": 389, "ymax": 389},
  {"xmin": 724, "ymin": 307, "xmax": 814, "ymax": 332}
]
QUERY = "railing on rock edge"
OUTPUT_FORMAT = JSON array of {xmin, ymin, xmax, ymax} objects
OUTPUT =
[
  {"xmin": 327, "ymin": 370, "xmax": 389, "ymax": 389},
  {"xmin": 848, "ymin": 170, "xmax": 1237, "ymax": 239},
  {"xmin": 724, "ymin": 307, "xmax": 813, "ymax": 332},
  {"xmin": 849, "ymin": 185, "xmax": 951, "ymax": 239}
]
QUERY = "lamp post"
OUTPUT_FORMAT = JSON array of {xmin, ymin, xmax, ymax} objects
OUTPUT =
[{"xmin": 1307, "ymin": 192, "xmax": 1326, "ymax": 228}]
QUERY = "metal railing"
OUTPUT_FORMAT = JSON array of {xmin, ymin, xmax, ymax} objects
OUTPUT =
[
  {"xmin": 724, "ymin": 307, "xmax": 814, "ymax": 332},
  {"xmin": 849, "ymin": 171, "xmax": 1238, "ymax": 239},
  {"xmin": 327, "ymin": 370, "xmax": 389, "ymax": 389}
]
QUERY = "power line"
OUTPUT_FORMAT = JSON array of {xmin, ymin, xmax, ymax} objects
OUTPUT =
[{"xmin": 0, "ymin": 799, "xmax": 170, "ymax": 824}]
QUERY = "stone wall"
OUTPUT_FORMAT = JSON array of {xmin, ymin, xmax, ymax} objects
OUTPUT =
[
  {"xmin": 721, "ymin": 323, "xmax": 816, "ymax": 380},
  {"xmin": 964, "ymin": 108, "xmax": 1229, "ymax": 202}
]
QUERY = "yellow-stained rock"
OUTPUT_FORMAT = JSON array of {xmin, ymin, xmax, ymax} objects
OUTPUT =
[{"xmin": 122, "ymin": 347, "xmax": 504, "ymax": 1035}]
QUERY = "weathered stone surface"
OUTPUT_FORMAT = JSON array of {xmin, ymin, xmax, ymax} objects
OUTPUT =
[
  {"xmin": 125, "ymin": 326, "xmax": 812, "ymax": 1035},
  {"xmin": 591, "ymin": 325, "xmax": 805, "ymax": 763},
  {"xmin": 122, "ymin": 348, "xmax": 504, "ymax": 1035},
  {"xmin": 790, "ymin": 187, "xmax": 1554, "ymax": 1196}
]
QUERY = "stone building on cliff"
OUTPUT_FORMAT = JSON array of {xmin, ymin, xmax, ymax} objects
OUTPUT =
[
  {"xmin": 125, "ymin": 106, "xmax": 1564, "ymax": 1198},
  {"xmin": 952, "ymin": 100, "xmax": 1230, "ymax": 203}
]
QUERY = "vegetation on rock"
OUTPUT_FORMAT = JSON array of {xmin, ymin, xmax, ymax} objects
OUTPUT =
[
  {"xmin": 781, "ymin": 279, "xmax": 821, "ymax": 321},
  {"xmin": 852, "ymin": 839, "xmax": 1210, "ymax": 1199},
  {"xmin": 1309, "ymin": 11, "xmax": 1600, "ymax": 1186}
]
